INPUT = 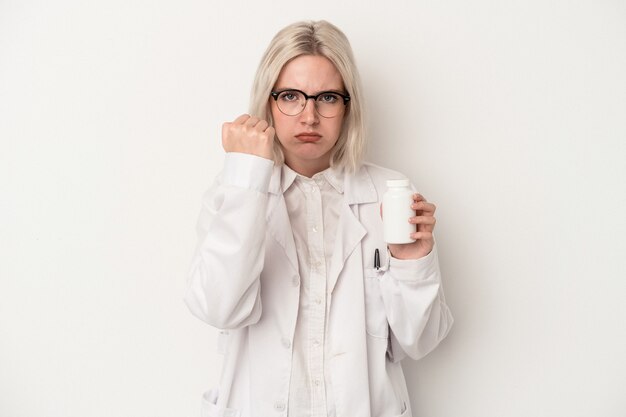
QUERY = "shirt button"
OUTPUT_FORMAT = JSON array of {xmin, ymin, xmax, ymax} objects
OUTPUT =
[
  {"xmin": 274, "ymin": 401, "xmax": 286, "ymax": 411},
  {"xmin": 292, "ymin": 276, "xmax": 300, "ymax": 287},
  {"xmin": 281, "ymin": 338, "xmax": 291, "ymax": 349},
  {"xmin": 313, "ymin": 339, "xmax": 320, "ymax": 347},
  {"xmin": 314, "ymin": 379, "xmax": 321, "ymax": 386},
  {"xmin": 312, "ymin": 225, "xmax": 318, "ymax": 232},
  {"xmin": 314, "ymin": 297, "xmax": 322, "ymax": 305}
]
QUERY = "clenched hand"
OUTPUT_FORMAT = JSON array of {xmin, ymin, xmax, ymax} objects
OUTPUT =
[{"xmin": 222, "ymin": 114, "xmax": 275, "ymax": 160}]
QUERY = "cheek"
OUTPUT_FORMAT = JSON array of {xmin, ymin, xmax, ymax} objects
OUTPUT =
[
  {"xmin": 270, "ymin": 108, "xmax": 287, "ymax": 140},
  {"xmin": 273, "ymin": 118, "xmax": 295, "ymax": 147},
  {"xmin": 273, "ymin": 112, "xmax": 286, "ymax": 127},
  {"xmin": 329, "ymin": 118, "xmax": 345, "ymax": 142}
]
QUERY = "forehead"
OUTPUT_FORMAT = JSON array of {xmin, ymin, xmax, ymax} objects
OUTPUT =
[{"xmin": 275, "ymin": 55, "xmax": 344, "ymax": 91}]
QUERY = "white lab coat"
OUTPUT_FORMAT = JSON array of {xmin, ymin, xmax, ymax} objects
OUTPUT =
[{"xmin": 185, "ymin": 153, "xmax": 453, "ymax": 417}]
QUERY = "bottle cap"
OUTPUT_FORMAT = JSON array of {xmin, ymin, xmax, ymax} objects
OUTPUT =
[{"xmin": 386, "ymin": 179, "xmax": 410, "ymax": 187}]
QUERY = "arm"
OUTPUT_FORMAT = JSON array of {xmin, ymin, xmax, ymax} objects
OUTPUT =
[
  {"xmin": 184, "ymin": 152, "xmax": 274, "ymax": 329},
  {"xmin": 185, "ymin": 114, "xmax": 275, "ymax": 329},
  {"xmin": 381, "ymin": 193, "xmax": 453, "ymax": 360},
  {"xmin": 379, "ymin": 245, "xmax": 453, "ymax": 361}
]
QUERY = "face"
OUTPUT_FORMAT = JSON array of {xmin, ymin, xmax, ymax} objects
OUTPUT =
[{"xmin": 270, "ymin": 55, "xmax": 347, "ymax": 177}]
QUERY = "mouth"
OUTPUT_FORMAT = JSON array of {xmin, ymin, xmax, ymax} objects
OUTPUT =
[{"xmin": 295, "ymin": 133, "xmax": 322, "ymax": 142}]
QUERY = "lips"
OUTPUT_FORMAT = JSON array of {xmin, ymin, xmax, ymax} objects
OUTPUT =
[{"xmin": 295, "ymin": 132, "xmax": 322, "ymax": 142}]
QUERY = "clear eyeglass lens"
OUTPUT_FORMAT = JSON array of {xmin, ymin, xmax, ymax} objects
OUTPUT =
[{"xmin": 277, "ymin": 91, "xmax": 343, "ymax": 117}]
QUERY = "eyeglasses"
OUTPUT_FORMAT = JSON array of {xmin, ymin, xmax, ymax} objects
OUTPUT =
[{"xmin": 270, "ymin": 89, "xmax": 350, "ymax": 118}]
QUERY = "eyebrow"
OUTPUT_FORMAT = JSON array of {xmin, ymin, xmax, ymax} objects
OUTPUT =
[{"xmin": 273, "ymin": 87, "xmax": 348, "ymax": 94}]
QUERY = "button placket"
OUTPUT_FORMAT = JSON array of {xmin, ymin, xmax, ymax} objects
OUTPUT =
[
  {"xmin": 306, "ymin": 179, "xmax": 328, "ymax": 416},
  {"xmin": 287, "ymin": 172, "xmax": 338, "ymax": 416}
]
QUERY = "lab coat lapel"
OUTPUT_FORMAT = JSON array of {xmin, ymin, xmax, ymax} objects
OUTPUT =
[
  {"xmin": 266, "ymin": 166, "xmax": 299, "ymax": 274},
  {"xmin": 328, "ymin": 165, "xmax": 378, "ymax": 294}
]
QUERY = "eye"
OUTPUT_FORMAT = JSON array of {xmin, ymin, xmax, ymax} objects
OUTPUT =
[
  {"xmin": 318, "ymin": 93, "xmax": 340, "ymax": 104},
  {"xmin": 279, "ymin": 91, "xmax": 300, "ymax": 102}
]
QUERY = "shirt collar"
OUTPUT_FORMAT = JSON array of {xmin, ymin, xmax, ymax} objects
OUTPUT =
[
  {"xmin": 320, "ymin": 166, "xmax": 344, "ymax": 194},
  {"xmin": 280, "ymin": 164, "xmax": 344, "ymax": 194},
  {"xmin": 268, "ymin": 162, "xmax": 377, "ymax": 204}
]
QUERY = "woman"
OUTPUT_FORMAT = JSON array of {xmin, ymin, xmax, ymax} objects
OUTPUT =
[{"xmin": 185, "ymin": 20, "xmax": 453, "ymax": 417}]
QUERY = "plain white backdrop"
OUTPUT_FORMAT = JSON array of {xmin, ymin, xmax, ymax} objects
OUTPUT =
[{"xmin": 1, "ymin": 1, "xmax": 625, "ymax": 416}]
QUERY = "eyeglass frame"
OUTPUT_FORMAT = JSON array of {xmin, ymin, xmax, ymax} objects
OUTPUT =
[{"xmin": 270, "ymin": 88, "xmax": 351, "ymax": 118}]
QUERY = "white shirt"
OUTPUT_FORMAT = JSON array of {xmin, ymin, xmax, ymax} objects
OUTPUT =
[
  {"xmin": 185, "ymin": 153, "xmax": 454, "ymax": 417},
  {"xmin": 282, "ymin": 165, "xmax": 344, "ymax": 417}
]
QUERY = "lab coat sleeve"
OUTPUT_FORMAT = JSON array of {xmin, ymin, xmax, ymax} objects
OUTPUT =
[
  {"xmin": 184, "ymin": 152, "xmax": 274, "ymax": 329},
  {"xmin": 379, "ymin": 244, "xmax": 454, "ymax": 361}
]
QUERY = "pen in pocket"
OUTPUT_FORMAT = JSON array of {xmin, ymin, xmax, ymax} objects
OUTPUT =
[{"xmin": 374, "ymin": 248, "xmax": 380, "ymax": 270}]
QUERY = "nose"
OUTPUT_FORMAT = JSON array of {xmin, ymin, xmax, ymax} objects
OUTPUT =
[{"xmin": 300, "ymin": 98, "xmax": 319, "ymax": 125}]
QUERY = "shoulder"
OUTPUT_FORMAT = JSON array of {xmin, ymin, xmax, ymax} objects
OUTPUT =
[
  {"xmin": 341, "ymin": 162, "xmax": 410, "ymax": 204},
  {"xmin": 360, "ymin": 161, "xmax": 409, "ymax": 191}
]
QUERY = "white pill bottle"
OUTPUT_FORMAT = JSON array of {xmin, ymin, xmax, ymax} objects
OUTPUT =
[{"xmin": 383, "ymin": 179, "xmax": 416, "ymax": 244}]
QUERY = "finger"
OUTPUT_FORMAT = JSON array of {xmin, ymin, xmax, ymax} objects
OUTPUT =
[
  {"xmin": 245, "ymin": 116, "xmax": 261, "ymax": 127},
  {"xmin": 256, "ymin": 119, "xmax": 269, "ymax": 131},
  {"xmin": 410, "ymin": 231, "xmax": 433, "ymax": 240},
  {"xmin": 411, "ymin": 194, "xmax": 428, "ymax": 214},
  {"xmin": 410, "ymin": 215, "xmax": 436, "ymax": 232},
  {"xmin": 411, "ymin": 201, "xmax": 436, "ymax": 214},
  {"xmin": 411, "ymin": 216, "xmax": 436, "ymax": 234},
  {"xmin": 233, "ymin": 114, "xmax": 251, "ymax": 124},
  {"xmin": 408, "ymin": 216, "xmax": 436, "ymax": 226},
  {"xmin": 265, "ymin": 126, "xmax": 276, "ymax": 140},
  {"xmin": 222, "ymin": 120, "xmax": 241, "ymax": 141}
]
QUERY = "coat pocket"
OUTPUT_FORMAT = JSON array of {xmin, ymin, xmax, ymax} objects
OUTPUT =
[
  {"xmin": 201, "ymin": 389, "xmax": 240, "ymax": 417},
  {"xmin": 364, "ymin": 268, "xmax": 389, "ymax": 339}
]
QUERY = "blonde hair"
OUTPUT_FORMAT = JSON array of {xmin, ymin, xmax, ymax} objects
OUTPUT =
[{"xmin": 249, "ymin": 20, "xmax": 366, "ymax": 172}]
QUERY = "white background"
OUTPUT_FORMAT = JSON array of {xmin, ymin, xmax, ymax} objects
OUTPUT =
[{"xmin": 1, "ymin": 1, "xmax": 625, "ymax": 416}]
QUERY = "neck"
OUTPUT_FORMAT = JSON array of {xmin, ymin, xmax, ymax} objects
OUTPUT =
[{"xmin": 285, "ymin": 158, "xmax": 331, "ymax": 178}]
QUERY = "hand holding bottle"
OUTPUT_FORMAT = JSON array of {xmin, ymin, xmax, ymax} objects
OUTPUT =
[{"xmin": 384, "ymin": 192, "xmax": 437, "ymax": 260}]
